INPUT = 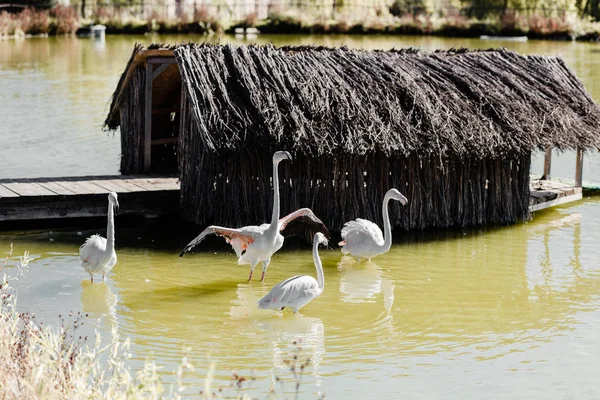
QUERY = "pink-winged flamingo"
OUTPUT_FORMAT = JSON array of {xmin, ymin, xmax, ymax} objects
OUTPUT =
[
  {"xmin": 338, "ymin": 188, "xmax": 408, "ymax": 261},
  {"xmin": 179, "ymin": 151, "xmax": 330, "ymax": 281},
  {"xmin": 257, "ymin": 232, "xmax": 328, "ymax": 313},
  {"xmin": 79, "ymin": 192, "xmax": 119, "ymax": 282}
]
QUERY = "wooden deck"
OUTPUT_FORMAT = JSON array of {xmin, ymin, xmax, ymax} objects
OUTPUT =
[
  {"xmin": 0, "ymin": 174, "xmax": 583, "ymax": 224},
  {"xmin": 0, "ymin": 175, "xmax": 179, "ymax": 222},
  {"xmin": 529, "ymin": 179, "xmax": 582, "ymax": 212}
]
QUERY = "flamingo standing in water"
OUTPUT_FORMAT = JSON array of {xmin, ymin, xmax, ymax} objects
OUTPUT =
[
  {"xmin": 338, "ymin": 188, "xmax": 408, "ymax": 261},
  {"xmin": 257, "ymin": 232, "xmax": 328, "ymax": 313},
  {"xmin": 79, "ymin": 192, "xmax": 119, "ymax": 282},
  {"xmin": 179, "ymin": 151, "xmax": 330, "ymax": 281}
]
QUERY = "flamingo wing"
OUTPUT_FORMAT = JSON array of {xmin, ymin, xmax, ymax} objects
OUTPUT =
[
  {"xmin": 341, "ymin": 219, "xmax": 384, "ymax": 246},
  {"xmin": 279, "ymin": 208, "xmax": 331, "ymax": 243},
  {"xmin": 257, "ymin": 275, "xmax": 318, "ymax": 310},
  {"xmin": 179, "ymin": 226, "xmax": 257, "ymax": 257},
  {"xmin": 79, "ymin": 234, "xmax": 106, "ymax": 265}
]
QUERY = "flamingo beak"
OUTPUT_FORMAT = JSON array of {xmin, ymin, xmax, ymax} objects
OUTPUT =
[
  {"xmin": 399, "ymin": 195, "xmax": 408, "ymax": 206},
  {"xmin": 114, "ymin": 200, "xmax": 120, "ymax": 215}
]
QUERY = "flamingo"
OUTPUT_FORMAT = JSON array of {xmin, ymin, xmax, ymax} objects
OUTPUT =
[
  {"xmin": 338, "ymin": 188, "xmax": 408, "ymax": 261},
  {"xmin": 79, "ymin": 192, "xmax": 119, "ymax": 282},
  {"xmin": 180, "ymin": 151, "xmax": 330, "ymax": 281},
  {"xmin": 257, "ymin": 232, "xmax": 328, "ymax": 313}
]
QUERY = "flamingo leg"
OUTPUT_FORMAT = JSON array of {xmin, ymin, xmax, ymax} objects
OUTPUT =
[
  {"xmin": 248, "ymin": 261, "xmax": 258, "ymax": 281},
  {"xmin": 102, "ymin": 274, "xmax": 106, "ymax": 282},
  {"xmin": 260, "ymin": 257, "xmax": 271, "ymax": 282},
  {"xmin": 90, "ymin": 273, "xmax": 94, "ymax": 283}
]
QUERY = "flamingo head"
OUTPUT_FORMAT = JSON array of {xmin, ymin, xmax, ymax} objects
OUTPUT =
[
  {"xmin": 273, "ymin": 151, "xmax": 292, "ymax": 164},
  {"xmin": 387, "ymin": 188, "xmax": 408, "ymax": 206},
  {"xmin": 314, "ymin": 232, "xmax": 328, "ymax": 247},
  {"xmin": 108, "ymin": 192, "xmax": 119, "ymax": 214}
]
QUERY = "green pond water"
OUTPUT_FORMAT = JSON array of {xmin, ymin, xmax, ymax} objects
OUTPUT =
[{"xmin": 1, "ymin": 34, "xmax": 600, "ymax": 398}]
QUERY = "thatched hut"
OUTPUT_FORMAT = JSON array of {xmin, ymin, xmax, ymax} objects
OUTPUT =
[{"xmin": 105, "ymin": 44, "xmax": 600, "ymax": 232}]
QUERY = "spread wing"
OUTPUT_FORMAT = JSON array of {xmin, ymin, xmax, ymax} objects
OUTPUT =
[
  {"xmin": 278, "ymin": 208, "xmax": 331, "ymax": 243},
  {"xmin": 179, "ymin": 226, "xmax": 257, "ymax": 257}
]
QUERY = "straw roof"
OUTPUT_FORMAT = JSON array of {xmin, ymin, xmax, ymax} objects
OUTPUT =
[{"xmin": 106, "ymin": 43, "xmax": 600, "ymax": 158}]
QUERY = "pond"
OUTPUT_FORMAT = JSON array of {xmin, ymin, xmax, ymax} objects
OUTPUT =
[{"xmin": 1, "ymin": 34, "xmax": 600, "ymax": 398}]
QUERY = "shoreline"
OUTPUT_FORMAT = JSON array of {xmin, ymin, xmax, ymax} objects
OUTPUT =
[
  {"xmin": 2, "ymin": 9, "xmax": 600, "ymax": 43},
  {"xmin": 2, "ymin": 27, "xmax": 598, "ymax": 43}
]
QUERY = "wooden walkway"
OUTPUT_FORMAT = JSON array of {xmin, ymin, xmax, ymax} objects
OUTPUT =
[
  {"xmin": 0, "ymin": 174, "xmax": 583, "ymax": 224},
  {"xmin": 0, "ymin": 175, "xmax": 179, "ymax": 222},
  {"xmin": 529, "ymin": 179, "xmax": 582, "ymax": 212}
]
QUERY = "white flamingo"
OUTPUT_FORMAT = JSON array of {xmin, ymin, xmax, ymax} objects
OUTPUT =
[
  {"xmin": 338, "ymin": 188, "xmax": 408, "ymax": 261},
  {"xmin": 257, "ymin": 232, "xmax": 327, "ymax": 313},
  {"xmin": 180, "ymin": 151, "xmax": 330, "ymax": 281},
  {"xmin": 79, "ymin": 192, "xmax": 119, "ymax": 282}
]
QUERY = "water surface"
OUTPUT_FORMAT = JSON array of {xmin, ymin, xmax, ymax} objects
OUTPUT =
[
  {"xmin": 1, "ymin": 34, "xmax": 600, "ymax": 398},
  {"xmin": 2, "ymin": 199, "xmax": 600, "ymax": 398}
]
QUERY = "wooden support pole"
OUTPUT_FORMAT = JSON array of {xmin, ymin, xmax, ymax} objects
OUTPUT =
[
  {"xmin": 144, "ymin": 62, "xmax": 153, "ymax": 173},
  {"xmin": 575, "ymin": 148, "xmax": 584, "ymax": 188},
  {"xmin": 543, "ymin": 148, "xmax": 552, "ymax": 180}
]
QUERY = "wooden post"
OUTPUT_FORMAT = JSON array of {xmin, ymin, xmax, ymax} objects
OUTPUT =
[
  {"xmin": 575, "ymin": 148, "xmax": 584, "ymax": 188},
  {"xmin": 144, "ymin": 62, "xmax": 153, "ymax": 173},
  {"xmin": 543, "ymin": 148, "xmax": 552, "ymax": 180}
]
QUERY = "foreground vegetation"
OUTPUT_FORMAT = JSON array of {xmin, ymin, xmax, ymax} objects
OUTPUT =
[
  {"xmin": 0, "ymin": 245, "xmax": 317, "ymax": 399},
  {"xmin": 3, "ymin": 3, "xmax": 600, "ymax": 41}
]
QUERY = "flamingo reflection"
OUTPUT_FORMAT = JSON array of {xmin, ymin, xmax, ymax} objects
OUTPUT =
[
  {"xmin": 337, "ymin": 258, "xmax": 395, "ymax": 316},
  {"xmin": 80, "ymin": 280, "xmax": 118, "ymax": 331}
]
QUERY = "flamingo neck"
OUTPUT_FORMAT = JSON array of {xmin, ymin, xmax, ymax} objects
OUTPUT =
[
  {"xmin": 105, "ymin": 203, "xmax": 115, "ymax": 254},
  {"xmin": 380, "ymin": 193, "xmax": 393, "ymax": 253},
  {"xmin": 313, "ymin": 240, "xmax": 324, "ymax": 291},
  {"xmin": 266, "ymin": 159, "xmax": 281, "ymax": 238}
]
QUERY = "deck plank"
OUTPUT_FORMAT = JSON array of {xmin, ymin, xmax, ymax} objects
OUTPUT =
[
  {"xmin": 63, "ymin": 177, "xmax": 112, "ymax": 194},
  {"xmin": 122, "ymin": 177, "xmax": 180, "ymax": 191},
  {"xmin": 2, "ymin": 180, "xmax": 57, "ymax": 197},
  {"xmin": 107, "ymin": 178, "xmax": 149, "ymax": 192},
  {"xmin": 36, "ymin": 179, "xmax": 77, "ymax": 196},
  {"xmin": 0, "ymin": 184, "xmax": 20, "ymax": 198},
  {"xmin": 52, "ymin": 178, "xmax": 107, "ymax": 195},
  {"xmin": 86, "ymin": 179, "xmax": 132, "ymax": 193}
]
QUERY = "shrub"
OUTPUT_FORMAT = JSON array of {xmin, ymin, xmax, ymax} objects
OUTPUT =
[
  {"xmin": 50, "ymin": 4, "xmax": 80, "ymax": 35},
  {"xmin": 19, "ymin": 8, "xmax": 51, "ymax": 35},
  {"xmin": 0, "ymin": 11, "xmax": 20, "ymax": 36}
]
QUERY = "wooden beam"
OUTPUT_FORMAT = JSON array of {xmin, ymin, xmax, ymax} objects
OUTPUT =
[
  {"xmin": 152, "ymin": 63, "xmax": 171, "ymax": 80},
  {"xmin": 575, "ymin": 148, "xmax": 584, "ymax": 187},
  {"xmin": 147, "ymin": 57, "xmax": 177, "ymax": 64},
  {"xmin": 144, "ymin": 62, "xmax": 153, "ymax": 173},
  {"xmin": 543, "ymin": 148, "xmax": 552, "ymax": 179},
  {"xmin": 151, "ymin": 137, "xmax": 178, "ymax": 145}
]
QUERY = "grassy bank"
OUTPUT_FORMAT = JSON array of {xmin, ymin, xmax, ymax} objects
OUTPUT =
[
  {"xmin": 2, "ymin": 6, "xmax": 600, "ymax": 41},
  {"xmin": 247, "ymin": 11, "xmax": 600, "ymax": 41},
  {"xmin": 0, "ymin": 6, "xmax": 79, "ymax": 37}
]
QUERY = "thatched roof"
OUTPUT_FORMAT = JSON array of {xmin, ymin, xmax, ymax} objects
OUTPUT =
[{"xmin": 106, "ymin": 44, "xmax": 600, "ymax": 158}]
